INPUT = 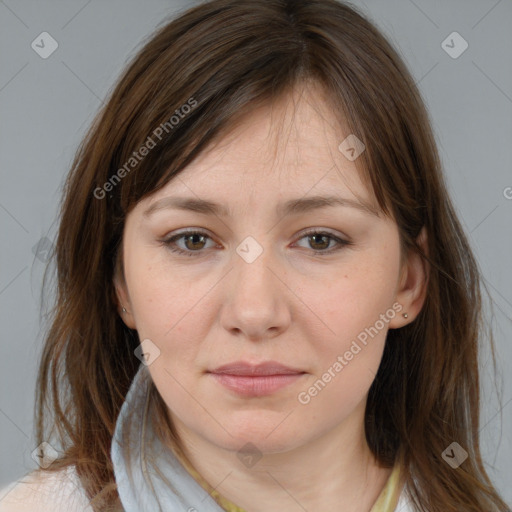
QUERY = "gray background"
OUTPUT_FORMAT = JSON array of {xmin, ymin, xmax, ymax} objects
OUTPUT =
[{"xmin": 1, "ymin": 0, "xmax": 511, "ymax": 505}]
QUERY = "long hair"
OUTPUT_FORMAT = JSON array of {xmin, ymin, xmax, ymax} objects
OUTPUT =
[{"xmin": 35, "ymin": 0, "xmax": 509, "ymax": 510}]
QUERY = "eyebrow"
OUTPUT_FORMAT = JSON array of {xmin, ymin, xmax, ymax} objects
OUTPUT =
[{"xmin": 143, "ymin": 194, "xmax": 380, "ymax": 218}]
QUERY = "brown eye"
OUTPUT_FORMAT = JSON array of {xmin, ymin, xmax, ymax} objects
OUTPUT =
[
  {"xmin": 308, "ymin": 233, "xmax": 331, "ymax": 251},
  {"xmin": 182, "ymin": 233, "xmax": 208, "ymax": 251},
  {"xmin": 294, "ymin": 229, "xmax": 351, "ymax": 255},
  {"xmin": 163, "ymin": 230, "xmax": 215, "ymax": 257},
  {"xmin": 162, "ymin": 228, "xmax": 352, "ymax": 258}
]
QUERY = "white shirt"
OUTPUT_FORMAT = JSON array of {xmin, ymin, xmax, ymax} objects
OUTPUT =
[
  {"xmin": 0, "ymin": 466, "xmax": 414, "ymax": 511},
  {"xmin": 0, "ymin": 465, "xmax": 93, "ymax": 512}
]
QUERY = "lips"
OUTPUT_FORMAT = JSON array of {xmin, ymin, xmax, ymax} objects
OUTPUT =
[
  {"xmin": 208, "ymin": 361, "xmax": 306, "ymax": 397},
  {"xmin": 209, "ymin": 361, "xmax": 305, "ymax": 376}
]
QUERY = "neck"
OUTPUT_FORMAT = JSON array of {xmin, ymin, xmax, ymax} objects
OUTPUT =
[{"xmin": 168, "ymin": 400, "xmax": 393, "ymax": 512}]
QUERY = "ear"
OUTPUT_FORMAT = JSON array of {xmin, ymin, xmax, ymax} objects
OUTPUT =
[
  {"xmin": 113, "ymin": 258, "xmax": 137, "ymax": 330},
  {"xmin": 389, "ymin": 226, "xmax": 429, "ymax": 329}
]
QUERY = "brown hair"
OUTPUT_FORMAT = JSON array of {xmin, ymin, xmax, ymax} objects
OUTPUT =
[{"xmin": 35, "ymin": 0, "xmax": 509, "ymax": 510}]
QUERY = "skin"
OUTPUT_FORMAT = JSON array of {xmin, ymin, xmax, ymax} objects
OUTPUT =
[{"xmin": 115, "ymin": 81, "xmax": 429, "ymax": 511}]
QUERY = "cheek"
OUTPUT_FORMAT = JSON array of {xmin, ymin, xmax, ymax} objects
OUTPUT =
[
  {"xmin": 296, "ymin": 267, "xmax": 395, "ymax": 419},
  {"xmin": 308, "ymin": 249, "xmax": 400, "ymax": 351},
  {"xmin": 126, "ymin": 263, "xmax": 216, "ymax": 383},
  {"xmin": 294, "ymin": 252, "xmax": 399, "ymax": 416},
  {"xmin": 124, "ymin": 248, "xmax": 194, "ymax": 334}
]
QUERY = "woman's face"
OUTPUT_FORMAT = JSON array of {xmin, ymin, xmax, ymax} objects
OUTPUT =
[{"xmin": 115, "ymin": 83, "xmax": 420, "ymax": 455}]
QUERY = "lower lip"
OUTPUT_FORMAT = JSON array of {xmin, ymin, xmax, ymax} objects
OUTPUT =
[{"xmin": 210, "ymin": 373, "xmax": 305, "ymax": 397}]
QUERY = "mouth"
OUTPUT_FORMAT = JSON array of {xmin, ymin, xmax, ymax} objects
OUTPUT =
[{"xmin": 207, "ymin": 361, "xmax": 307, "ymax": 397}]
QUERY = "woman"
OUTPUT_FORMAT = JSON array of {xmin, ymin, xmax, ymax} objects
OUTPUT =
[{"xmin": 0, "ymin": 0, "xmax": 509, "ymax": 511}]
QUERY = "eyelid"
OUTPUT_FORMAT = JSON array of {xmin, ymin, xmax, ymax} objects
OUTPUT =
[
  {"xmin": 160, "ymin": 227, "xmax": 352, "ymax": 257},
  {"xmin": 160, "ymin": 228, "xmax": 218, "ymax": 256},
  {"xmin": 292, "ymin": 227, "xmax": 352, "ymax": 253},
  {"xmin": 296, "ymin": 226, "xmax": 347, "ymax": 240}
]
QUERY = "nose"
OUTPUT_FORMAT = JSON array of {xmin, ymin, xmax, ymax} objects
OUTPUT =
[{"xmin": 219, "ymin": 243, "xmax": 291, "ymax": 342}]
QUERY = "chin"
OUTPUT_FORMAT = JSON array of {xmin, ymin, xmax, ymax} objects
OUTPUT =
[
  {"xmin": 218, "ymin": 434, "xmax": 303, "ymax": 457},
  {"xmin": 200, "ymin": 414, "xmax": 307, "ymax": 455}
]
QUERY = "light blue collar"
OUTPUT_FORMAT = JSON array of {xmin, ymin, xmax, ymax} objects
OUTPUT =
[{"xmin": 111, "ymin": 363, "xmax": 226, "ymax": 512}]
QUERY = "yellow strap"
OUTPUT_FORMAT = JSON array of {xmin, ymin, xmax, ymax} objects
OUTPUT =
[
  {"xmin": 176, "ymin": 448, "xmax": 403, "ymax": 512},
  {"xmin": 370, "ymin": 462, "xmax": 403, "ymax": 512},
  {"xmin": 175, "ymin": 449, "xmax": 245, "ymax": 512}
]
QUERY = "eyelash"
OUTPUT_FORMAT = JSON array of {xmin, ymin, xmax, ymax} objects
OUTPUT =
[{"xmin": 161, "ymin": 228, "xmax": 352, "ymax": 257}]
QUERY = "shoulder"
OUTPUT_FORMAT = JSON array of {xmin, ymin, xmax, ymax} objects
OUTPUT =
[{"xmin": 0, "ymin": 465, "xmax": 93, "ymax": 512}]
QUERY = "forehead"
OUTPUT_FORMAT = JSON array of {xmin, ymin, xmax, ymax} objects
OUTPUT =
[{"xmin": 142, "ymin": 82, "xmax": 377, "ymax": 214}]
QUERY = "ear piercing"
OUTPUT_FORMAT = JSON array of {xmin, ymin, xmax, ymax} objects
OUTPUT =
[{"xmin": 122, "ymin": 307, "xmax": 127, "ymax": 314}]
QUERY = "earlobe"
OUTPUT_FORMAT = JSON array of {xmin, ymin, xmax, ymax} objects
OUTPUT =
[
  {"xmin": 113, "ymin": 269, "xmax": 137, "ymax": 330},
  {"xmin": 119, "ymin": 305, "xmax": 136, "ymax": 329},
  {"xmin": 116, "ymin": 292, "xmax": 137, "ymax": 330},
  {"xmin": 389, "ymin": 227, "xmax": 429, "ymax": 329}
]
